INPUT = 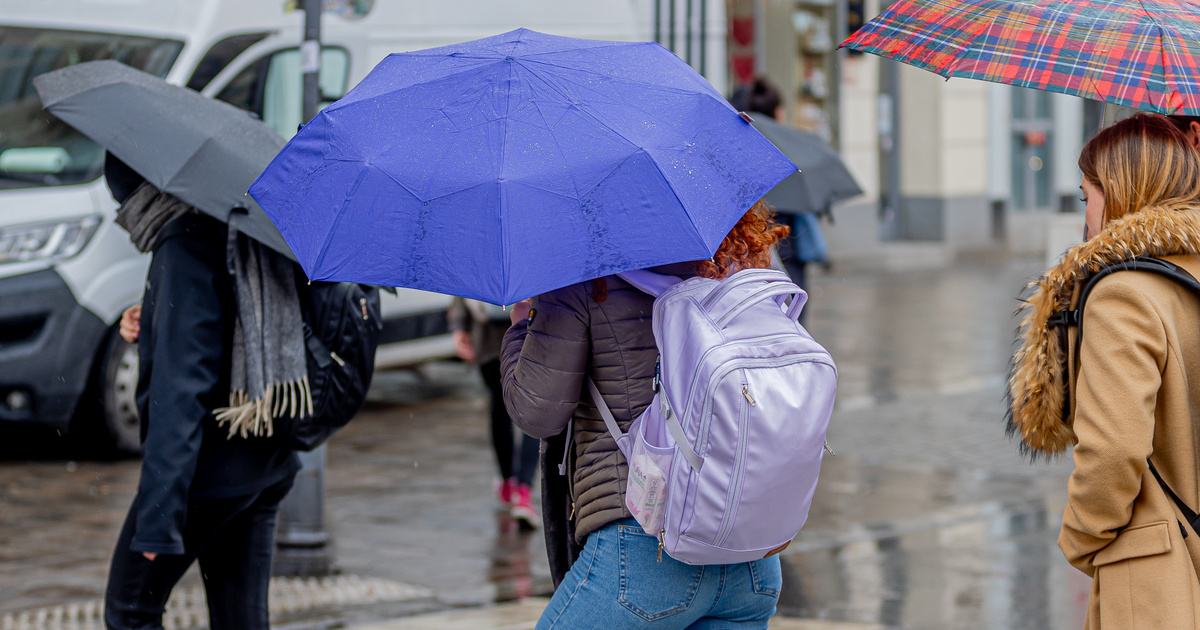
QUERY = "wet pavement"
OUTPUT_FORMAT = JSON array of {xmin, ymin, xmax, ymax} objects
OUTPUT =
[{"xmin": 0, "ymin": 253, "xmax": 1085, "ymax": 629}]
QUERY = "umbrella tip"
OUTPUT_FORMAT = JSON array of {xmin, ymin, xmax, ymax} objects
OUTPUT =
[{"xmin": 738, "ymin": 111, "xmax": 754, "ymax": 123}]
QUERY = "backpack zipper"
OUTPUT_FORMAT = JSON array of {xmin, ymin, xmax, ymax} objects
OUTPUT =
[
  {"xmin": 675, "ymin": 333, "xmax": 794, "ymax": 427},
  {"xmin": 694, "ymin": 353, "xmax": 836, "ymax": 471},
  {"xmin": 715, "ymin": 380, "xmax": 753, "ymax": 546},
  {"xmin": 657, "ymin": 529, "xmax": 666, "ymax": 563},
  {"xmin": 742, "ymin": 385, "xmax": 756, "ymax": 406}
]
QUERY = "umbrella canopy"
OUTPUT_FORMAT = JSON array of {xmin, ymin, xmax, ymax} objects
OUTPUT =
[
  {"xmin": 250, "ymin": 28, "xmax": 796, "ymax": 305},
  {"xmin": 33, "ymin": 60, "xmax": 296, "ymax": 260},
  {"xmin": 751, "ymin": 116, "xmax": 862, "ymax": 214},
  {"xmin": 843, "ymin": 0, "xmax": 1200, "ymax": 115}
]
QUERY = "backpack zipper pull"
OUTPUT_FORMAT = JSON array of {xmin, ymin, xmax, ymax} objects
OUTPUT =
[
  {"xmin": 742, "ymin": 386, "xmax": 756, "ymax": 406},
  {"xmin": 823, "ymin": 440, "xmax": 835, "ymax": 456},
  {"xmin": 360, "ymin": 297, "xmax": 369, "ymax": 320},
  {"xmin": 329, "ymin": 351, "xmax": 346, "ymax": 367},
  {"xmin": 569, "ymin": 502, "xmax": 575, "ymax": 520},
  {"xmin": 657, "ymin": 529, "xmax": 665, "ymax": 563}
]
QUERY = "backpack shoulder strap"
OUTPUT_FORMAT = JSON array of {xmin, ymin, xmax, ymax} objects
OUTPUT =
[
  {"xmin": 586, "ymin": 377, "xmax": 631, "ymax": 459},
  {"xmin": 1148, "ymin": 459, "xmax": 1200, "ymax": 536},
  {"xmin": 617, "ymin": 270, "xmax": 681, "ymax": 298},
  {"xmin": 1052, "ymin": 257, "xmax": 1200, "ymax": 330},
  {"xmin": 585, "ymin": 376, "xmax": 704, "ymax": 473},
  {"xmin": 1057, "ymin": 257, "xmax": 1200, "ymax": 534}
]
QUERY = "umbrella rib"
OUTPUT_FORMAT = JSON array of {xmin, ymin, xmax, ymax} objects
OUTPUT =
[
  {"xmin": 519, "ymin": 55, "xmax": 716, "ymax": 98},
  {"xmin": 514, "ymin": 58, "xmax": 714, "ymax": 156},
  {"xmin": 311, "ymin": 165, "xmax": 370, "ymax": 275},
  {"xmin": 522, "ymin": 79, "xmax": 584, "ymax": 199},
  {"xmin": 641, "ymin": 151, "xmax": 711, "ymax": 256},
  {"xmin": 499, "ymin": 58, "xmax": 517, "ymax": 303},
  {"xmin": 1137, "ymin": 0, "xmax": 1182, "ymax": 112},
  {"xmin": 330, "ymin": 59, "xmax": 510, "ymax": 111}
]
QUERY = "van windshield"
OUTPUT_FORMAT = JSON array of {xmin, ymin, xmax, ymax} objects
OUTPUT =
[{"xmin": 0, "ymin": 26, "xmax": 182, "ymax": 189}]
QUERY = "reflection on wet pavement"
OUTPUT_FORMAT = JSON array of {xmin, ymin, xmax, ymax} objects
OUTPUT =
[{"xmin": 0, "ymin": 254, "xmax": 1088, "ymax": 628}]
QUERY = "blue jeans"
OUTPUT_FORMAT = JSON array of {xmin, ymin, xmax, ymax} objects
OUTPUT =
[{"xmin": 537, "ymin": 519, "xmax": 782, "ymax": 629}]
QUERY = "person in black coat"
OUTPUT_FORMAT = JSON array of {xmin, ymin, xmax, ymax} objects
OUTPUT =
[{"xmin": 102, "ymin": 156, "xmax": 299, "ymax": 630}]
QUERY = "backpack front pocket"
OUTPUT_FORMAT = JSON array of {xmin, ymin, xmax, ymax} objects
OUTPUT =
[{"xmin": 625, "ymin": 408, "xmax": 675, "ymax": 536}]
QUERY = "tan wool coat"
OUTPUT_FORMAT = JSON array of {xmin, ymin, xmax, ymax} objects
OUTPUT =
[{"xmin": 1009, "ymin": 207, "xmax": 1200, "ymax": 628}]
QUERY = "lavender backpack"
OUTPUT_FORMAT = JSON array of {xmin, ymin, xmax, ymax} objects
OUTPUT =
[{"xmin": 587, "ymin": 268, "xmax": 837, "ymax": 565}]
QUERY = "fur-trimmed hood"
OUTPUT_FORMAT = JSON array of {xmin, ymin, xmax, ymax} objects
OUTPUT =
[{"xmin": 1008, "ymin": 205, "xmax": 1200, "ymax": 457}]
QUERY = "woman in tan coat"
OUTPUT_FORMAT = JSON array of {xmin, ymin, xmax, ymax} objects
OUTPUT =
[{"xmin": 1009, "ymin": 113, "xmax": 1200, "ymax": 628}]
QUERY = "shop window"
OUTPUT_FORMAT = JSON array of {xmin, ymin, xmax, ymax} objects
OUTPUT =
[
  {"xmin": 792, "ymin": 0, "xmax": 838, "ymax": 144},
  {"xmin": 1011, "ymin": 88, "xmax": 1054, "ymax": 210}
]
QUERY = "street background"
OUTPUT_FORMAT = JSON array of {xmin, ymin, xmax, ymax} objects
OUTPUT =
[
  {"xmin": 0, "ymin": 253, "xmax": 1087, "ymax": 630},
  {"xmin": 0, "ymin": 0, "xmax": 1107, "ymax": 627}
]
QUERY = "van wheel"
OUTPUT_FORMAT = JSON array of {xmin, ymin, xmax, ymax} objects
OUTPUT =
[{"xmin": 97, "ymin": 331, "xmax": 141, "ymax": 455}]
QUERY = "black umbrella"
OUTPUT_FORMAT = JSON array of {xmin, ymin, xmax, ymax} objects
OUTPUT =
[
  {"xmin": 750, "ymin": 116, "xmax": 862, "ymax": 215},
  {"xmin": 32, "ymin": 60, "xmax": 295, "ymax": 260}
]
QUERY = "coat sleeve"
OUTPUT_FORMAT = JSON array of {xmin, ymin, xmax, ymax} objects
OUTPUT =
[
  {"xmin": 1059, "ymin": 278, "xmax": 1167, "ymax": 575},
  {"xmin": 447, "ymin": 297, "xmax": 469, "ymax": 333},
  {"xmin": 131, "ymin": 236, "xmax": 228, "ymax": 555},
  {"xmin": 499, "ymin": 286, "xmax": 590, "ymax": 439}
]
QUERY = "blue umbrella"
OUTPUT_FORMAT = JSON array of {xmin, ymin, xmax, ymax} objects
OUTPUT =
[{"xmin": 250, "ymin": 28, "xmax": 796, "ymax": 305}]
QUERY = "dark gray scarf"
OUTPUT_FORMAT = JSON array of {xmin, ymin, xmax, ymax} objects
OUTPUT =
[
  {"xmin": 114, "ymin": 183, "xmax": 192, "ymax": 252},
  {"xmin": 214, "ymin": 231, "xmax": 310, "ymax": 438},
  {"xmin": 114, "ymin": 183, "xmax": 308, "ymax": 438}
]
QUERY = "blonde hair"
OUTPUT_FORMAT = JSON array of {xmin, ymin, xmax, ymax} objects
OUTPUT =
[{"xmin": 1079, "ymin": 113, "xmax": 1200, "ymax": 226}]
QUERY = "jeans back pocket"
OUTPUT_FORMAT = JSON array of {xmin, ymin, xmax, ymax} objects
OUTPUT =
[{"xmin": 617, "ymin": 524, "xmax": 704, "ymax": 621}]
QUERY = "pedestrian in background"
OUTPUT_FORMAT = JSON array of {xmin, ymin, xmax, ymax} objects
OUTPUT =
[
  {"xmin": 1009, "ymin": 114, "xmax": 1200, "ymax": 628},
  {"xmin": 732, "ymin": 77, "xmax": 828, "ymax": 308},
  {"xmin": 449, "ymin": 298, "xmax": 539, "ymax": 527},
  {"xmin": 500, "ymin": 200, "xmax": 789, "ymax": 629},
  {"xmin": 104, "ymin": 155, "xmax": 300, "ymax": 630}
]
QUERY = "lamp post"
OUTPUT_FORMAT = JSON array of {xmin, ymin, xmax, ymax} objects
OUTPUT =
[{"xmin": 274, "ymin": 0, "xmax": 331, "ymax": 577}]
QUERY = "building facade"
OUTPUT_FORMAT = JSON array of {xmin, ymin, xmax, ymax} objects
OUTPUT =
[{"xmin": 722, "ymin": 0, "xmax": 1094, "ymax": 269}]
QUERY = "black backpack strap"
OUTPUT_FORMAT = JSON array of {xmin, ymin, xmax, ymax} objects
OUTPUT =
[
  {"xmin": 1148, "ymin": 459, "xmax": 1200, "ymax": 537},
  {"xmin": 1053, "ymin": 257, "xmax": 1200, "ymax": 538},
  {"xmin": 1048, "ymin": 257, "xmax": 1200, "ymax": 333}
]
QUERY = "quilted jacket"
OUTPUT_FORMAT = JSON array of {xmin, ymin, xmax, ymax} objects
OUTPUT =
[{"xmin": 500, "ymin": 275, "xmax": 658, "ymax": 544}]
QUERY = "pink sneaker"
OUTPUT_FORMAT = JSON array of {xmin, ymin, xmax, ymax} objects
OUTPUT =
[
  {"xmin": 511, "ymin": 483, "xmax": 539, "ymax": 530},
  {"xmin": 497, "ymin": 478, "xmax": 517, "ymax": 507}
]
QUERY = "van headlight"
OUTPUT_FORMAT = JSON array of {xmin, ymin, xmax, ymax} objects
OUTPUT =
[{"xmin": 0, "ymin": 216, "xmax": 102, "ymax": 266}]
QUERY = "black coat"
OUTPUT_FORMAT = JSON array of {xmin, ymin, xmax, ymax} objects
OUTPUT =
[{"xmin": 131, "ymin": 213, "xmax": 299, "ymax": 555}]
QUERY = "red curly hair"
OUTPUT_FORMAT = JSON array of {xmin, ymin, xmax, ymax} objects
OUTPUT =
[{"xmin": 694, "ymin": 199, "xmax": 790, "ymax": 279}]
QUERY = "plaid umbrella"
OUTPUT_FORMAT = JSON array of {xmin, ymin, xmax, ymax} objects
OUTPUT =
[{"xmin": 843, "ymin": 0, "xmax": 1200, "ymax": 114}]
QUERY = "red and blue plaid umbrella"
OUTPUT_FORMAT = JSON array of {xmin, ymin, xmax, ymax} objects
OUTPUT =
[{"xmin": 843, "ymin": 0, "xmax": 1200, "ymax": 114}]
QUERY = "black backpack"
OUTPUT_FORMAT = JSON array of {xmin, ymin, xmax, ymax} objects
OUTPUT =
[
  {"xmin": 282, "ymin": 279, "xmax": 382, "ymax": 451},
  {"xmin": 1052, "ymin": 256, "xmax": 1200, "ymax": 536}
]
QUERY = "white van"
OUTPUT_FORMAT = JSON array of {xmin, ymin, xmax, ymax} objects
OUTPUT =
[{"xmin": 0, "ymin": 0, "xmax": 692, "ymax": 453}]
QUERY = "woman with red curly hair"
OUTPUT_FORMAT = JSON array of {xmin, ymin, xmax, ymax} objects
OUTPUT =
[{"xmin": 499, "ymin": 200, "xmax": 789, "ymax": 629}]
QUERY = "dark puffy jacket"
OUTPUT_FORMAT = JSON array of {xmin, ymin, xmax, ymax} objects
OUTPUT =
[{"xmin": 500, "ymin": 275, "xmax": 658, "ymax": 544}]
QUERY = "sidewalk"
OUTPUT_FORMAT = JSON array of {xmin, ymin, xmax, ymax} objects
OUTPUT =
[{"xmin": 350, "ymin": 599, "xmax": 885, "ymax": 630}]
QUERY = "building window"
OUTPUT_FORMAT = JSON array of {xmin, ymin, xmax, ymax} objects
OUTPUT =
[{"xmin": 1010, "ymin": 88, "xmax": 1054, "ymax": 210}]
